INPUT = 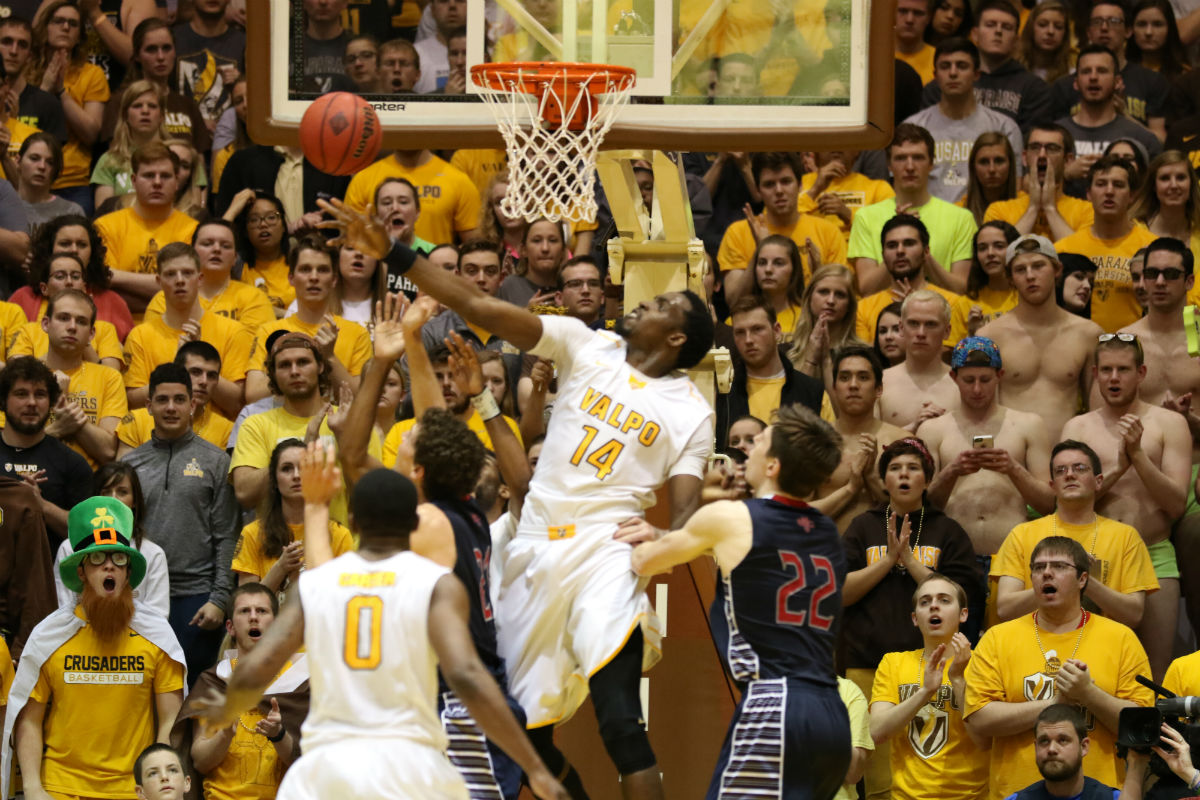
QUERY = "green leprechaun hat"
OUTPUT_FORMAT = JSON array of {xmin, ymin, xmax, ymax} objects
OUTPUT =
[{"xmin": 59, "ymin": 497, "xmax": 146, "ymax": 593}]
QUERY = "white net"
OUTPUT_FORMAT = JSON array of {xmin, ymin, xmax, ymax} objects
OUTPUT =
[{"xmin": 473, "ymin": 65, "xmax": 635, "ymax": 224}]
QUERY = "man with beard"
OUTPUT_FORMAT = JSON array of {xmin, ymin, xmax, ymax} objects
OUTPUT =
[
  {"xmin": 1, "ymin": 496, "xmax": 185, "ymax": 800},
  {"xmin": 856, "ymin": 214, "xmax": 961, "ymax": 346},
  {"xmin": 173, "ymin": 583, "xmax": 309, "ymax": 800},
  {"xmin": 985, "ymin": 125, "xmax": 1095, "ymax": 240},
  {"xmin": 232, "ymin": 332, "xmax": 379, "ymax": 524},
  {"xmin": 125, "ymin": 363, "xmax": 239, "ymax": 684},
  {"xmin": 320, "ymin": 196, "xmax": 715, "ymax": 800},
  {"xmin": 0, "ymin": 356, "xmax": 92, "ymax": 542},
  {"xmin": 965, "ymin": 536, "xmax": 1152, "ymax": 800},
  {"xmin": 244, "ymin": 236, "xmax": 372, "ymax": 404}
]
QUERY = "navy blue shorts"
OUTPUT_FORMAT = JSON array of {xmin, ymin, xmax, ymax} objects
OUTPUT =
[
  {"xmin": 439, "ymin": 691, "xmax": 525, "ymax": 800},
  {"xmin": 707, "ymin": 678, "xmax": 851, "ymax": 800}
]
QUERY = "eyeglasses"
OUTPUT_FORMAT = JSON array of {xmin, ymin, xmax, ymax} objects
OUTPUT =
[
  {"xmin": 48, "ymin": 270, "xmax": 83, "ymax": 282},
  {"xmin": 1142, "ymin": 267, "xmax": 1185, "ymax": 281},
  {"xmin": 344, "ymin": 50, "xmax": 377, "ymax": 63},
  {"xmin": 1089, "ymin": 15, "xmax": 1124, "ymax": 26},
  {"xmin": 85, "ymin": 550, "xmax": 129, "ymax": 567},
  {"xmin": 562, "ymin": 279, "xmax": 602, "ymax": 290},
  {"xmin": 1031, "ymin": 560, "xmax": 1078, "ymax": 573},
  {"xmin": 1027, "ymin": 142, "xmax": 1064, "ymax": 154},
  {"xmin": 1052, "ymin": 462, "xmax": 1093, "ymax": 477},
  {"xmin": 49, "ymin": 15, "xmax": 81, "ymax": 27},
  {"xmin": 248, "ymin": 212, "xmax": 282, "ymax": 226}
]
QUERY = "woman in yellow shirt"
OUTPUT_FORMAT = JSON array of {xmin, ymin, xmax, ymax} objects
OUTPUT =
[
  {"xmin": 950, "ymin": 221, "xmax": 1020, "ymax": 344},
  {"xmin": 227, "ymin": 191, "xmax": 292, "ymax": 315},
  {"xmin": 1131, "ymin": 151, "xmax": 1200, "ymax": 271},
  {"xmin": 232, "ymin": 439, "xmax": 354, "ymax": 595},
  {"xmin": 746, "ymin": 234, "xmax": 806, "ymax": 341},
  {"xmin": 31, "ymin": 0, "xmax": 110, "ymax": 216},
  {"xmin": 788, "ymin": 263, "xmax": 862, "ymax": 381},
  {"xmin": 963, "ymin": 133, "xmax": 1017, "ymax": 225}
]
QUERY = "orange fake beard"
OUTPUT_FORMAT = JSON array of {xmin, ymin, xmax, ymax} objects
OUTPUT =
[{"xmin": 80, "ymin": 578, "xmax": 135, "ymax": 640}]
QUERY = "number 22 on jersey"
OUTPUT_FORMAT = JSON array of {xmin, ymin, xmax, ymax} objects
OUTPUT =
[
  {"xmin": 776, "ymin": 552, "xmax": 837, "ymax": 630},
  {"xmin": 344, "ymin": 595, "xmax": 383, "ymax": 669}
]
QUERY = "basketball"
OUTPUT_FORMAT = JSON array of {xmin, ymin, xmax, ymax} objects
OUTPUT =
[{"xmin": 299, "ymin": 92, "xmax": 382, "ymax": 176}]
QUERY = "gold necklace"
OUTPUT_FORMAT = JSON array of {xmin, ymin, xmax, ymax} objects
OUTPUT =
[
  {"xmin": 887, "ymin": 503, "xmax": 925, "ymax": 573},
  {"xmin": 1032, "ymin": 610, "xmax": 1088, "ymax": 674}
]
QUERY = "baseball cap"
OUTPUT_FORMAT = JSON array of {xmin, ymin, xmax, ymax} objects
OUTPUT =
[
  {"xmin": 951, "ymin": 336, "xmax": 1002, "ymax": 369},
  {"xmin": 1006, "ymin": 234, "xmax": 1058, "ymax": 265}
]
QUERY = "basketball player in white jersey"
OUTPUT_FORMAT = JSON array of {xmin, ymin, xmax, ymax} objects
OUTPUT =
[
  {"xmin": 192, "ymin": 467, "xmax": 568, "ymax": 800},
  {"xmin": 320, "ymin": 198, "xmax": 715, "ymax": 799}
]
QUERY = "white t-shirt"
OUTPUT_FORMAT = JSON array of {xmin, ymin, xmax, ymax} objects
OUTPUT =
[
  {"xmin": 299, "ymin": 550, "xmax": 449, "ymax": 750},
  {"xmin": 413, "ymin": 37, "xmax": 449, "ymax": 94},
  {"xmin": 519, "ymin": 316, "xmax": 714, "ymax": 536}
]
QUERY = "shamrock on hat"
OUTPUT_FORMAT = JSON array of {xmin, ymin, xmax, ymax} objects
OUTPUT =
[{"xmin": 59, "ymin": 497, "xmax": 146, "ymax": 592}]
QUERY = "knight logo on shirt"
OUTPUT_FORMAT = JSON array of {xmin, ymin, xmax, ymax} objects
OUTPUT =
[
  {"xmin": 908, "ymin": 703, "xmax": 949, "ymax": 759},
  {"xmin": 182, "ymin": 458, "xmax": 205, "ymax": 478},
  {"xmin": 1023, "ymin": 671, "xmax": 1057, "ymax": 702}
]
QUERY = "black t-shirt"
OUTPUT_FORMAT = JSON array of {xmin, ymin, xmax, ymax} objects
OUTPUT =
[
  {"xmin": 0, "ymin": 435, "xmax": 92, "ymax": 542},
  {"xmin": 18, "ymin": 85, "xmax": 68, "ymax": 144},
  {"xmin": 295, "ymin": 32, "xmax": 356, "ymax": 94},
  {"xmin": 1049, "ymin": 62, "xmax": 1169, "ymax": 125},
  {"xmin": 172, "ymin": 22, "xmax": 246, "ymax": 126}
]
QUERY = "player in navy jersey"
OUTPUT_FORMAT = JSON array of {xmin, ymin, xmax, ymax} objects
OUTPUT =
[{"xmin": 626, "ymin": 403, "xmax": 851, "ymax": 800}]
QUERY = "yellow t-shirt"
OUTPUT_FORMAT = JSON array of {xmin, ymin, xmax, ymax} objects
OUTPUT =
[
  {"xmin": 344, "ymin": 154, "xmax": 481, "ymax": 245},
  {"xmin": 0, "ymin": 301, "xmax": 33, "ymax": 361},
  {"xmin": 948, "ymin": 287, "xmax": 1018, "ymax": 345},
  {"xmin": 230, "ymin": 407, "xmax": 381, "ymax": 525},
  {"xmin": 963, "ymin": 612, "xmax": 1153, "ymax": 800},
  {"xmin": 798, "ymin": 172, "xmax": 895, "ymax": 242},
  {"xmin": 54, "ymin": 361, "xmax": 128, "ymax": 467},
  {"xmin": 242, "ymin": 257, "xmax": 293, "ymax": 311},
  {"xmin": 53, "ymin": 62, "xmax": 110, "ymax": 189},
  {"xmin": 833, "ymin": 676, "xmax": 874, "ymax": 800},
  {"xmin": 123, "ymin": 312, "xmax": 255, "ymax": 389},
  {"xmin": 716, "ymin": 214, "xmax": 848, "ymax": 284},
  {"xmin": 211, "ymin": 143, "xmax": 234, "ymax": 194},
  {"xmin": 117, "ymin": 405, "xmax": 234, "ymax": 451},
  {"xmin": 1163, "ymin": 650, "xmax": 1200, "ymax": 697},
  {"xmin": 30, "ymin": 608, "xmax": 185, "ymax": 798},
  {"xmin": 983, "ymin": 192, "xmax": 1095, "ymax": 240},
  {"xmin": 8, "ymin": 319, "xmax": 125, "ymax": 365},
  {"xmin": 697, "ymin": 0, "xmax": 831, "ymax": 94},
  {"xmin": 382, "ymin": 411, "xmax": 522, "ymax": 470},
  {"xmin": 232, "ymin": 520, "xmax": 355, "ymax": 581},
  {"xmin": 855, "ymin": 283, "xmax": 961, "ymax": 347},
  {"xmin": 144, "ymin": 280, "xmax": 276, "ymax": 333},
  {"xmin": 990, "ymin": 515, "xmax": 1159, "ymax": 601},
  {"xmin": 247, "ymin": 315, "xmax": 371, "ymax": 377},
  {"xmin": 897, "ymin": 44, "xmax": 936, "ymax": 85},
  {"xmin": 746, "ymin": 374, "xmax": 786, "ymax": 424},
  {"xmin": 449, "ymin": 148, "xmax": 507, "ymax": 196},
  {"xmin": 1054, "ymin": 224, "xmax": 1157, "ymax": 333},
  {"xmin": 94, "ymin": 207, "xmax": 200, "ymax": 276},
  {"xmin": 871, "ymin": 648, "xmax": 989, "ymax": 800},
  {"xmin": 5, "ymin": 116, "xmax": 39, "ymax": 160},
  {"xmin": 0, "ymin": 635, "xmax": 12, "ymax": 705}
]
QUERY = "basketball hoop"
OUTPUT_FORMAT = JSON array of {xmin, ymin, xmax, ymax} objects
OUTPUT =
[{"xmin": 471, "ymin": 62, "xmax": 636, "ymax": 224}]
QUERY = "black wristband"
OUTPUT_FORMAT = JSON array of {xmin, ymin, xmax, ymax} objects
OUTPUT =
[
  {"xmin": 383, "ymin": 239, "xmax": 417, "ymax": 276},
  {"xmin": 267, "ymin": 727, "xmax": 285, "ymax": 743}
]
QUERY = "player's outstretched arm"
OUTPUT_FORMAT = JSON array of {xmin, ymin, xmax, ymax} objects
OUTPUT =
[
  {"xmin": 629, "ymin": 500, "xmax": 750, "ymax": 577},
  {"xmin": 404, "ymin": 296, "xmax": 447, "ymax": 418},
  {"xmin": 427, "ymin": 576, "xmax": 569, "ymax": 800},
  {"xmin": 300, "ymin": 441, "xmax": 341, "ymax": 569},
  {"xmin": 193, "ymin": 588, "xmax": 305, "ymax": 733},
  {"xmin": 319, "ymin": 199, "xmax": 544, "ymax": 352}
]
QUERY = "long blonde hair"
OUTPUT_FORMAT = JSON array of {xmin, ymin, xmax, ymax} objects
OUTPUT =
[
  {"xmin": 787, "ymin": 264, "xmax": 862, "ymax": 369},
  {"xmin": 166, "ymin": 138, "xmax": 205, "ymax": 219},
  {"xmin": 1130, "ymin": 150, "xmax": 1200, "ymax": 232},
  {"xmin": 1019, "ymin": 0, "xmax": 1074, "ymax": 83},
  {"xmin": 109, "ymin": 81, "xmax": 169, "ymax": 168}
]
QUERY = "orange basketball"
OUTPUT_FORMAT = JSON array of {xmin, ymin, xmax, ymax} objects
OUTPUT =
[{"xmin": 299, "ymin": 92, "xmax": 383, "ymax": 176}]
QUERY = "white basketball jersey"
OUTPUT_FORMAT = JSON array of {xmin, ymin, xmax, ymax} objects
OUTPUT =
[
  {"xmin": 522, "ymin": 316, "xmax": 714, "ymax": 533},
  {"xmin": 298, "ymin": 550, "xmax": 450, "ymax": 751}
]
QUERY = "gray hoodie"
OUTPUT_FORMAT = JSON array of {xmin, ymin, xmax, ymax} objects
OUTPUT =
[{"xmin": 122, "ymin": 429, "xmax": 239, "ymax": 611}]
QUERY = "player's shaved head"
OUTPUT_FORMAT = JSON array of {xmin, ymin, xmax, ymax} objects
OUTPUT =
[{"xmin": 350, "ymin": 468, "xmax": 419, "ymax": 540}]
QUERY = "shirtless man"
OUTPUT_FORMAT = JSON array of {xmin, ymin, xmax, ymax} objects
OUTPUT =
[
  {"xmin": 1119, "ymin": 238, "xmax": 1200, "ymax": 432},
  {"xmin": 918, "ymin": 337, "xmax": 1054, "ymax": 560},
  {"xmin": 812, "ymin": 344, "xmax": 908, "ymax": 531},
  {"xmin": 978, "ymin": 234, "xmax": 1102, "ymax": 441},
  {"xmin": 1062, "ymin": 333, "xmax": 1190, "ymax": 681},
  {"xmin": 878, "ymin": 290, "xmax": 960, "ymax": 431}
]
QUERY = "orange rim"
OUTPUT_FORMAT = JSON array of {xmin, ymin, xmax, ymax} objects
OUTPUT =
[{"xmin": 471, "ymin": 62, "xmax": 636, "ymax": 130}]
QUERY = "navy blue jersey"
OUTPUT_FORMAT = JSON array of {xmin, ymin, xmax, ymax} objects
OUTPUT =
[
  {"xmin": 433, "ymin": 498, "xmax": 505, "ymax": 686},
  {"xmin": 710, "ymin": 495, "xmax": 846, "ymax": 687}
]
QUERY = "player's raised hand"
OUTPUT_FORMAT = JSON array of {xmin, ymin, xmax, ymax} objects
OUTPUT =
[
  {"xmin": 401, "ymin": 294, "xmax": 440, "ymax": 336},
  {"xmin": 317, "ymin": 198, "xmax": 392, "ymax": 260},
  {"xmin": 373, "ymin": 292, "xmax": 410, "ymax": 361},
  {"xmin": 300, "ymin": 440, "xmax": 342, "ymax": 507},
  {"xmin": 193, "ymin": 685, "xmax": 241, "ymax": 735},
  {"xmin": 445, "ymin": 332, "xmax": 484, "ymax": 398}
]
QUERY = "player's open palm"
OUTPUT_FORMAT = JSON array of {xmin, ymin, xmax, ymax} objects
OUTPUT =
[
  {"xmin": 317, "ymin": 198, "xmax": 392, "ymax": 260},
  {"xmin": 402, "ymin": 295, "xmax": 439, "ymax": 337},
  {"xmin": 301, "ymin": 440, "xmax": 342, "ymax": 507},
  {"xmin": 445, "ymin": 332, "xmax": 484, "ymax": 397}
]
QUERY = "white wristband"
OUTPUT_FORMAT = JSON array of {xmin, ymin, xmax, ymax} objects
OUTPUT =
[{"xmin": 470, "ymin": 387, "xmax": 501, "ymax": 421}]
